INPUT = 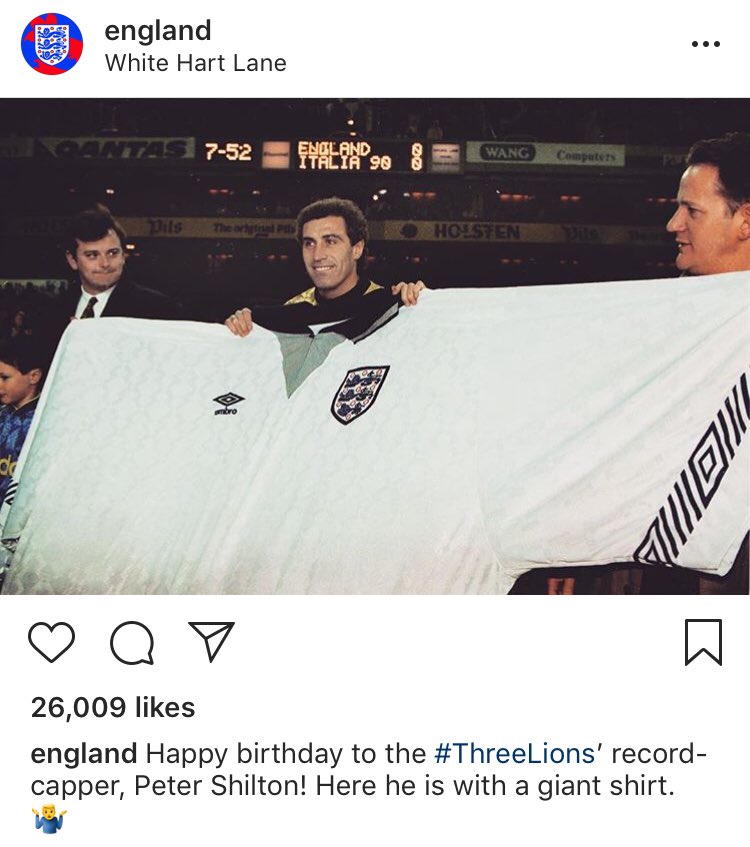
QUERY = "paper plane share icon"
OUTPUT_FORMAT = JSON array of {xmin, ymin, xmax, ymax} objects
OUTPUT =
[{"xmin": 189, "ymin": 622, "xmax": 235, "ymax": 663}]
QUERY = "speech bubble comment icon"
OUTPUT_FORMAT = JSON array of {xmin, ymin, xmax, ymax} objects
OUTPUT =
[
  {"xmin": 110, "ymin": 621, "xmax": 155, "ymax": 666},
  {"xmin": 28, "ymin": 622, "xmax": 76, "ymax": 663}
]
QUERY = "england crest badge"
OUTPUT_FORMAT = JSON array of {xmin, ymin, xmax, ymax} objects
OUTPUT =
[
  {"xmin": 331, "ymin": 366, "xmax": 390, "ymax": 425},
  {"xmin": 21, "ymin": 13, "xmax": 83, "ymax": 74},
  {"xmin": 36, "ymin": 24, "xmax": 69, "ymax": 65}
]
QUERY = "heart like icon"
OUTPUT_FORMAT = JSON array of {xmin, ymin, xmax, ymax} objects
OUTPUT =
[{"xmin": 28, "ymin": 622, "xmax": 76, "ymax": 663}]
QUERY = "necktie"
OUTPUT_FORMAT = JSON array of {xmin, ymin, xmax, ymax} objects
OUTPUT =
[{"xmin": 80, "ymin": 296, "xmax": 98, "ymax": 319}]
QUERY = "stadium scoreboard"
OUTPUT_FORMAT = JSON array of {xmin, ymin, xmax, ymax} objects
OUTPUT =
[
  {"xmin": 6, "ymin": 137, "xmax": 683, "ymax": 175},
  {"xmin": 202, "ymin": 139, "xmax": 429, "ymax": 173},
  {"xmin": 297, "ymin": 140, "xmax": 425, "ymax": 173}
]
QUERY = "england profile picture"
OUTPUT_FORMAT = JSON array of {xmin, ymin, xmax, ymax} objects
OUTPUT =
[{"xmin": 21, "ymin": 13, "xmax": 83, "ymax": 75}]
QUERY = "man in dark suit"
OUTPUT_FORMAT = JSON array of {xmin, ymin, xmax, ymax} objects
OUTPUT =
[{"xmin": 59, "ymin": 204, "xmax": 180, "ymax": 325}]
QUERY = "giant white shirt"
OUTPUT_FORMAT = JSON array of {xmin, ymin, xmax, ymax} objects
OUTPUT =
[{"xmin": 1, "ymin": 273, "xmax": 748, "ymax": 594}]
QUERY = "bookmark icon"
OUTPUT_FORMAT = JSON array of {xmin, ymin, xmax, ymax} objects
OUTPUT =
[
  {"xmin": 189, "ymin": 622, "xmax": 235, "ymax": 663},
  {"xmin": 684, "ymin": 619, "xmax": 722, "ymax": 666}
]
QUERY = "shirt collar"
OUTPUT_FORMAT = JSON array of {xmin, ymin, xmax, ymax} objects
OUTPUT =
[{"xmin": 76, "ymin": 283, "xmax": 117, "ymax": 317}]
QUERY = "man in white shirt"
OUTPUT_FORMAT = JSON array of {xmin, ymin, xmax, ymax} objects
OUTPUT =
[
  {"xmin": 666, "ymin": 132, "xmax": 750, "ymax": 277},
  {"xmin": 515, "ymin": 132, "xmax": 750, "ymax": 595},
  {"xmin": 647, "ymin": 131, "xmax": 750, "ymax": 594}
]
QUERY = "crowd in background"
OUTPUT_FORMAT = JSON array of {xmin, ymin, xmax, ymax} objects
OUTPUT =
[{"xmin": 0, "ymin": 283, "xmax": 69, "ymax": 343}]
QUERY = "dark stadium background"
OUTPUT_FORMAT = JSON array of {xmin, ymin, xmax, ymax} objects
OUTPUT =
[{"xmin": 1, "ymin": 98, "xmax": 748, "ymax": 325}]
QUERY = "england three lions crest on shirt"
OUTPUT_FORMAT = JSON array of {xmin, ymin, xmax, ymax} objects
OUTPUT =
[{"xmin": 331, "ymin": 366, "xmax": 390, "ymax": 425}]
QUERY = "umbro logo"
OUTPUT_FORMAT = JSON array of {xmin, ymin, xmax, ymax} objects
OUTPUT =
[{"xmin": 213, "ymin": 392, "xmax": 245, "ymax": 416}]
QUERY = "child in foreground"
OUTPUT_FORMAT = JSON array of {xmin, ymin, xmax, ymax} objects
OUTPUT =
[{"xmin": 0, "ymin": 336, "xmax": 51, "ymax": 504}]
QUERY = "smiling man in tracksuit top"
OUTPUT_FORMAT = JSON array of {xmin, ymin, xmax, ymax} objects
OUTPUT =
[{"xmin": 224, "ymin": 197, "xmax": 425, "ymax": 337}]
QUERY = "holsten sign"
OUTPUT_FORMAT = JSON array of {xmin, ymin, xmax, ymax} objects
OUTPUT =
[{"xmin": 466, "ymin": 141, "xmax": 625, "ymax": 168}]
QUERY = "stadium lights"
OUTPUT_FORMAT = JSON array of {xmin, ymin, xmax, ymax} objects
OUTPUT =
[{"xmin": 497, "ymin": 192, "xmax": 534, "ymax": 203}]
